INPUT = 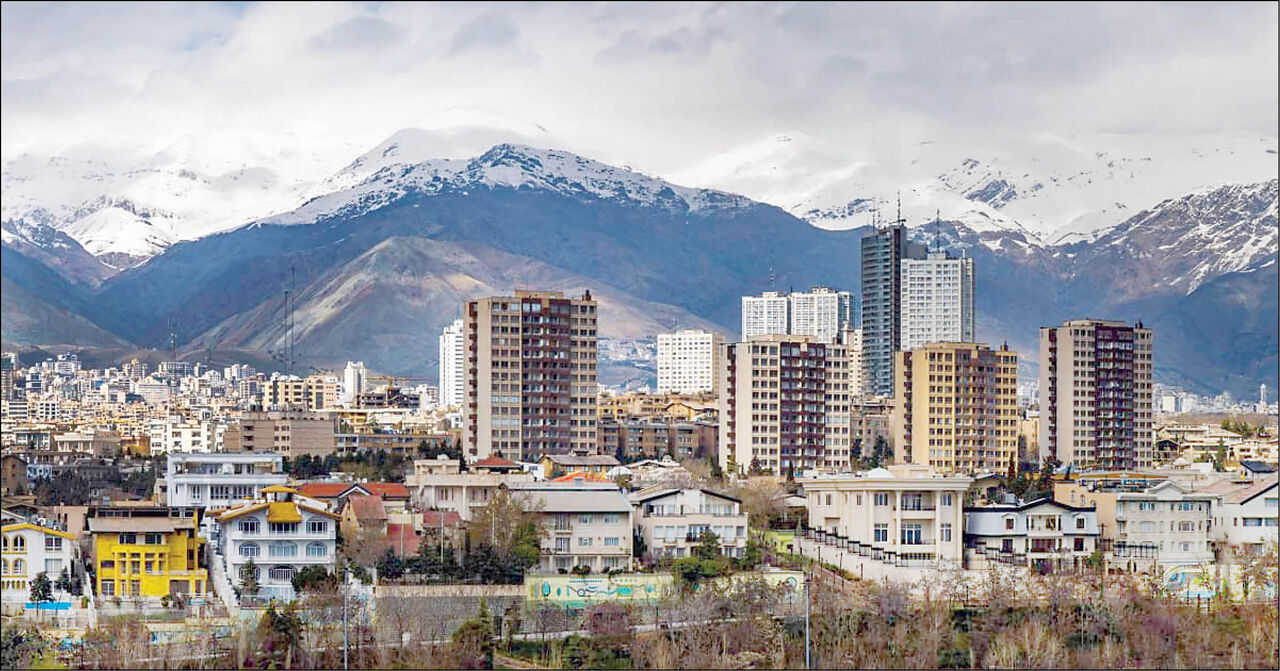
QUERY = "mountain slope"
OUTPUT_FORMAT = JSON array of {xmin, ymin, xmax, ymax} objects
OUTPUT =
[{"xmin": 0, "ymin": 246, "xmax": 131, "ymax": 347}]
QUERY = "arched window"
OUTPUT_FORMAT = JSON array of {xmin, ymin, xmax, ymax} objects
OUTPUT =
[
  {"xmin": 239, "ymin": 542, "xmax": 260, "ymax": 558},
  {"xmin": 13, "ymin": 558, "xmax": 25, "ymax": 575},
  {"xmin": 305, "ymin": 542, "xmax": 327, "ymax": 558},
  {"xmin": 12, "ymin": 536, "xmax": 25, "ymax": 551},
  {"xmin": 2, "ymin": 559, "xmax": 8, "ymax": 575},
  {"xmin": 269, "ymin": 541, "xmax": 297, "ymax": 558},
  {"xmin": 1, "ymin": 535, "xmax": 8, "ymax": 551}
]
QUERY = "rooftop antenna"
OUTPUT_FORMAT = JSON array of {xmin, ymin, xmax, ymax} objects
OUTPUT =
[
  {"xmin": 288, "ymin": 264, "xmax": 296, "ymax": 377},
  {"xmin": 935, "ymin": 209, "xmax": 942, "ymax": 253},
  {"xmin": 888, "ymin": 191, "xmax": 906, "ymax": 227},
  {"xmin": 769, "ymin": 261, "xmax": 776, "ymax": 292},
  {"xmin": 168, "ymin": 318, "xmax": 178, "ymax": 368}
]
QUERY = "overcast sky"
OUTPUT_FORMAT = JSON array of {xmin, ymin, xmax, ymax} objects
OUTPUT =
[{"xmin": 2, "ymin": 1, "xmax": 1276, "ymax": 176}]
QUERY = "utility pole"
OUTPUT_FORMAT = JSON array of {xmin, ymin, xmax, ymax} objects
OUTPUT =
[
  {"xmin": 804, "ymin": 567, "xmax": 812, "ymax": 670},
  {"xmin": 343, "ymin": 564, "xmax": 349, "ymax": 671}
]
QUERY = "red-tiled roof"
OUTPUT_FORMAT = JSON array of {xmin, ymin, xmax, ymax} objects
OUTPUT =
[
  {"xmin": 385, "ymin": 523, "xmax": 425, "ymax": 557},
  {"xmin": 363, "ymin": 483, "xmax": 411, "ymax": 499},
  {"xmin": 422, "ymin": 510, "xmax": 463, "ymax": 527},
  {"xmin": 474, "ymin": 456, "xmax": 519, "ymax": 469},
  {"xmin": 346, "ymin": 494, "xmax": 387, "ymax": 521},
  {"xmin": 296, "ymin": 483, "xmax": 351, "ymax": 499}
]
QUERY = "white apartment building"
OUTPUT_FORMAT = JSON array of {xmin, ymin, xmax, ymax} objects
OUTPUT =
[
  {"xmin": 802, "ymin": 465, "xmax": 971, "ymax": 567},
  {"xmin": 656, "ymin": 330, "xmax": 723, "ymax": 395},
  {"xmin": 341, "ymin": 361, "xmax": 366, "ymax": 406},
  {"xmin": 165, "ymin": 452, "xmax": 288, "ymax": 510},
  {"xmin": 1039, "ymin": 319, "xmax": 1154, "ymax": 470},
  {"xmin": 718, "ymin": 335, "xmax": 857, "ymax": 475},
  {"xmin": 789, "ymin": 287, "xmax": 855, "ymax": 344},
  {"xmin": 507, "ymin": 482, "xmax": 633, "ymax": 574},
  {"xmin": 148, "ymin": 417, "xmax": 220, "ymax": 454},
  {"xmin": 1, "ymin": 522, "xmax": 77, "ymax": 606},
  {"xmin": 741, "ymin": 292, "xmax": 790, "ymax": 340},
  {"xmin": 1113, "ymin": 481, "xmax": 1213, "ymax": 570},
  {"xmin": 630, "ymin": 488, "xmax": 749, "ymax": 559},
  {"xmin": 214, "ymin": 486, "xmax": 339, "ymax": 603},
  {"xmin": 899, "ymin": 252, "xmax": 975, "ymax": 352},
  {"xmin": 963, "ymin": 498, "xmax": 1099, "ymax": 572},
  {"xmin": 438, "ymin": 319, "xmax": 465, "ymax": 408},
  {"xmin": 133, "ymin": 378, "xmax": 172, "ymax": 405}
]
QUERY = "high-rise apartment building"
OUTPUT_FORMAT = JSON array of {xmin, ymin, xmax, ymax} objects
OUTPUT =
[
  {"xmin": 262, "ymin": 374, "xmax": 338, "ymax": 412},
  {"xmin": 894, "ymin": 342, "xmax": 1019, "ymax": 473},
  {"xmin": 438, "ymin": 319, "xmax": 465, "ymax": 407},
  {"xmin": 860, "ymin": 223, "xmax": 928, "ymax": 398},
  {"xmin": 740, "ymin": 292, "xmax": 790, "ymax": 340},
  {"xmin": 717, "ymin": 335, "xmax": 857, "ymax": 475},
  {"xmin": 463, "ymin": 290, "xmax": 598, "ymax": 462},
  {"xmin": 341, "ymin": 361, "xmax": 366, "ymax": 406},
  {"xmin": 1038, "ymin": 319, "xmax": 1153, "ymax": 470},
  {"xmin": 789, "ymin": 287, "xmax": 856, "ymax": 344},
  {"xmin": 899, "ymin": 252, "xmax": 975, "ymax": 351},
  {"xmin": 656, "ymin": 330, "xmax": 723, "ymax": 394},
  {"xmin": 0, "ymin": 353, "xmax": 15, "ymax": 401}
]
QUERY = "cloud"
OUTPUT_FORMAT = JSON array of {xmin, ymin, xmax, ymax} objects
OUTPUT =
[{"xmin": 0, "ymin": 1, "xmax": 1274, "ymax": 183}]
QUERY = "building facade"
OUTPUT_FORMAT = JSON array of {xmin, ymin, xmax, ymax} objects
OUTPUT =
[
  {"xmin": 165, "ymin": 452, "xmax": 288, "ymax": 510},
  {"xmin": 214, "ymin": 486, "xmax": 339, "ymax": 603},
  {"xmin": 341, "ymin": 361, "xmax": 366, "ymax": 406},
  {"xmin": 507, "ymin": 482, "xmax": 633, "ymax": 574},
  {"xmin": 234, "ymin": 409, "xmax": 336, "ymax": 458},
  {"xmin": 894, "ymin": 342, "xmax": 1019, "ymax": 473},
  {"xmin": 630, "ymin": 488, "xmax": 749, "ymax": 560},
  {"xmin": 963, "ymin": 499, "xmax": 1099, "ymax": 572},
  {"xmin": 1113, "ymin": 481, "xmax": 1213, "ymax": 569},
  {"xmin": 718, "ymin": 335, "xmax": 857, "ymax": 475},
  {"xmin": 789, "ymin": 287, "xmax": 856, "ymax": 344},
  {"xmin": 860, "ymin": 223, "xmax": 928, "ymax": 398},
  {"xmin": 740, "ymin": 291, "xmax": 790, "ymax": 340},
  {"xmin": 656, "ymin": 330, "xmax": 723, "ymax": 395},
  {"xmin": 88, "ymin": 505, "xmax": 207, "ymax": 600},
  {"xmin": 463, "ymin": 291, "xmax": 599, "ymax": 462},
  {"xmin": 1, "ymin": 523, "xmax": 77, "ymax": 605},
  {"xmin": 899, "ymin": 252, "xmax": 975, "ymax": 352},
  {"xmin": 802, "ymin": 465, "xmax": 971, "ymax": 566},
  {"xmin": 1039, "ymin": 319, "xmax": 1154, "ymax": 470},
  {"xmin": 439, "ymin": 319, "xmax": 465, "ymax": 407}
]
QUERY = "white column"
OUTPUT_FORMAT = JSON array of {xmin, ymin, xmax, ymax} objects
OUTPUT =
[
  {"xmin": 894, "ymin": 490, "xmax": 903, "ymax": 553},
  {"xmin": 934, "ymin": 490, "xmax": 943, "ymax": 561},
  {"xmin": 866, "ymin": 489, "xmax": 875, "ymax": 546}
]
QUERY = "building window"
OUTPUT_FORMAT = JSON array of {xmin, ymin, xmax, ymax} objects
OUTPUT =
[
  {"xmin": 874, "ymin": 524, "xmax": 888, "ymax": 543},
  {"xmin": 874, "ymin": 493, "xmax": 889, "ymax": 506},
  {"xmin": 145, "ymin": 533, "xmax": 164, "ymax": 545},
  {"xmin": 603, "ymin": 514, "xmax": 620, "ymax": 525},
  {"xmin": 902, "ymin": 494, "xmax": 923, "ymax": 511},
  {"xmin": 101, "ymin": 580, "xmax": 114, "ymax": 596},
  {"xmin": 941, "ymin": 493, "xmax": 953, "ymax": 507},
  {"xmin": 579, "ymin": 537, "xmax": 593, "ymax": 547},
  {"xmin": 269, "ymin": 542, "xmax": 297, "ymax": 558},
  {"xmin": 1076, "ymin": 517, "xmax": 1086, "ymax": 530},
  {"xmin": 1074, "ymin": 538, "xmax": 1085, "ymax": 552},
  {"xmin": 901, "ymin": 523, "xmax": 922, "ymax": 545},
  {"xmin": 239, "ymin": 543, "xmax": 260, "ymax": 558},
  {"xmin": 940, "ymin": 523, "xmax": 952, "ymax": 542},
  {"xmin": 579, "ymin": 514, "xmax": 593, "ymax": 524},
  {"xmin": 269, "ymin": 523, "xmax": 299, "ymax": 535},
  {"xmin": 239, "ymin": 520, "xmax": 260, "ymax": 535},
  {"xmin": 44, "ymin": 536, "xmax": 62, "ymax": 551},
  {"xmin": 308, "ymin": 520, "xmax": 327, "ymax": 535},
  {"xmin": 604, "ymin": 537, "xmax": 620, "ymax": 547},
  {"xmin": 268, "ymin": 566, "xmax": 295, "ymax": 582},
  {"xmin": 554, "ymin": 538, "xmax": 570, "ymax": 552},
  {"xmin": 1004, "ymin": 517, "xmax": 1015, "ymax": 531},
  {"xmin": 117, "ymin": 533, "xmax": 136, "ymax": 546},
  {"xmin": 306, "ymin": 542, "xmax": 327, "ymax": 558}
]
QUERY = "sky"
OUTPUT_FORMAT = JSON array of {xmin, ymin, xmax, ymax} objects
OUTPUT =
[{"xmin": 2, "ymin": 1, "xmax": 1277, "ymax": 183}]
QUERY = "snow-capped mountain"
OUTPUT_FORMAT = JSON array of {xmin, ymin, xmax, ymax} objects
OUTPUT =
[
  {"xmin": 670, "ymin": 130, "xmax": 1278, "ymax": 248},
  {"xmin": 262, "ymin": 143, "xmax": 754, "ymax": 228}
]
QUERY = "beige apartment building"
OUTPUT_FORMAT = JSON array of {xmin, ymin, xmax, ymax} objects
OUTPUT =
[
  {"xmin": 463, "ymin": 291, "xmax": 598, "ymax": 462},
  {"xmin": 718, "ymin": 334, "xmax": 857, "ymax": 475},
  {"xmin": 230, "ymin": 409, "xmax": 336, "ymax": 458},
  {"xmin": 1039, "ymin": 319, "xmax": 1153, "ymax": 470},
  {"xmin": 262, "ymin": 375, "xmax": 339, "ymax": 412},
  {"xmin": 893, "ymin": 342, "xmax": 1019, "ymax": 474}
]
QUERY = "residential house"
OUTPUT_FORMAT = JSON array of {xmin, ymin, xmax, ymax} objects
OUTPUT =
[
  {"xmin": 87, "ymin": 505, "xmax": 207, "ymax": 600},
  {"xmin": 540, "ymin": 454, "xmax": 620, "ymax": 480},
  {"xmin": 963, "ymin": 498, "xmax": 1099, "ymax": 572},
  {"xmin": 1, "ymin": 522, "xmax": 77, "ymax": 607},
  {"xmin": 293, "ymin": 481, "xmax": 411, "ymax": 514},
  {"xmin": 1202, "ymin": 476, "xmax": 1278, "ymax": 557},
  {"xmin": 630, "ymin": 488, "xmax": 749, "ymax": 560},
  {"xmin": 1112, "ymin": 481, "xmax": 1214, "ymax": 570},
  {"xmin": 340, "ymin": 494, "xmax": 388, "ymax": 544},
  {"xmin": 165, "ymin": 452, "xmax": 287, "ymax": 510},
  {"xmin": 506, "ymin": 482, "xmax": 633, "ymax": 574},
  {"xmin": 214, "ymin": 485, "xmax": 339, "ymax": 602},
  {"xmin": 800, "ymin": 465, "xmax": 971, "ymax": 567},
  {"xmin": 406, "ymin": 457, "xmax": 534, "ymax": 522}
]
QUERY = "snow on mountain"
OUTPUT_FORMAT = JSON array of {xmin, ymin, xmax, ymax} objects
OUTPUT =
[
  {"xmin": 667, "ymin": 130, "xmax": 1278, "ymax": 248},
  {"xmin": 262, "ymin": 142, "xmax": 755, "ymax": 228},
  {"xmin": 60, "ymin": 199, "xmax": 176, "ymax": 266}
]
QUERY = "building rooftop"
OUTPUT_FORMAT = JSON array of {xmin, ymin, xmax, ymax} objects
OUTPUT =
[{"xmin": 346, "ymin": 494, "xmax": 388, "ymax": 521}]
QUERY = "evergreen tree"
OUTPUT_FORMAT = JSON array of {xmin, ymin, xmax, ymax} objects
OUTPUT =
[{"xmin": 29, "ymin": 572, "xmax": 52, "ymax": 605}]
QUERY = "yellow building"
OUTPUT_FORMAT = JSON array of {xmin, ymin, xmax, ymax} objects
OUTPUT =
[
  {"xmin": 87, "ymin": 505, "xmax": 206, "ymax": 599},
  {"xmin": 894, "ymin": 342, "xmax": 1019, "ymax": 474}
]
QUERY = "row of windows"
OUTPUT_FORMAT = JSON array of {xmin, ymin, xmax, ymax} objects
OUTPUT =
[
  {"xmin": 1, "ymin": 535, "xmax": 64, "ymax": 552},
  {"xmin": 238, "ymin": 519, "xmax": 328, "ymax": 535},
  {"xmin": 238, "ymin": 541, "xmax": 328, "ymax": 558}
]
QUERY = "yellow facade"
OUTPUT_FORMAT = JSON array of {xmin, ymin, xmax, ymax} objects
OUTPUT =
[{"xmin": 92, "ymin": 520, "xmax": 206, "ymax": 599}]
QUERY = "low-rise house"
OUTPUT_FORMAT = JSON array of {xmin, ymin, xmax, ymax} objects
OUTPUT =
[
  {"xmin": 1, "ymin": 522, "xmax": 77, "ymax": 607},
  {"xmin": 506, "ymin": 481, "xmax": 633, "ymax": 574},
  {"xmin": 539, "ymin": 454, "xmax": 621, "ymax": 480},
  {"xmin": 963, "ymin": 498, "xmax": 1099, "ymax": 572},
  {"xmin": 214, "ymin": 485, "xmax": 338, "ymax": 603},
  {"xmin": 630, "ymin": 488, "xmax": 749, "ymax": 560},
  {"xmin": 87, "ymin": 505, "xmax": 207, "ymax": 600},
  {"xmin": 406, "ymin": 456, "xmax": 533, "ymax": 522},
  {"xmin": 1202, "ymin": 476, "xmax": 1278, "ymax": 557},
  {"xmin": 1112, "ymin": 481, "xmax": 1214, "ymax": 570},
  {"xmin": 165, "ymin": 452, "xmax": 287, "ymax": 509},
  {"xmin": 293, "ymin": 481, "xmax": 410, "ymax": 514},
  {"xmin": 340, "ymin": 494, "xmax": 388, "ymax": 543},
  {"xmin": 800, "ymin": 465, "xmax": 971, "ymax": 567}
]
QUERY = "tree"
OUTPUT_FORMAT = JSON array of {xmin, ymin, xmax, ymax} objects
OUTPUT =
[
  {"xmin": 633, "ymin": 529, "xmax": 648, "ymax": 561},
  {"xmin": 467, "ymin": 489, "xmax": 544, "ymax": 581},
  {"xmin": 376, "ymin": 547, "xmax": 405, "ymax": 580},
  {"xmin": 1236, "ymin": 545, "xmax": 1278, "ymax": 601},
  {"xmin": 240, "ymin": 559, "xmax": 260, "ymax": 597},
  {"xmin": 695, "ymin": 530, "xmax": 722, "ymax": 561},
  {"xmin": 259, "ymin": 601, "xmax": 305, "ymax": 669},
  {"xmin": 451, "ymin": 599, "xmax": 496, "ymax": 669},
  {"xmin": 1213, "ymin": 439, "xmax": 1227, "ymax": 472},
  {"xmin": 29, "ymin": 572, "xmax": 52, "ymax": 605},
  {"xmin": 292, "ymin": 565, "xmax": 337, "ymax": 594}
]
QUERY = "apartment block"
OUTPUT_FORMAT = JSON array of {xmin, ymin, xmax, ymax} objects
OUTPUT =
[
  {"xmin": 899, "ymin": 252, "xmax": 975, "ymax": 352},
  {"xmin": 740, "ymin": 291, "xmax": 789, "ymax": 340},
  {"xmin": 463, "ymin": 291, "xmax": 599, "ymax": 462},
  {"xmin": 233, "ymin": 409, "xmax": 336, "ymax": 458},
  {"xmin": 87, "ymin": 505, "xmax": 206, "ymax": 600},
  {"xmin": 439, "ymin": 319, "xmax": 465, "ymax": 407},
  {"xmin": 789, "ymin": 287, "xmax": 856, "ymax": 344},
  {"xmin": 893, "ymin": 342, "xmax": 1019, "ymax": 473},
  {"xmin": 630, "ymin": 487, "xmax": 749, "ymax": 559},
  {"xmin": 1039, "ymin": 319, "xmax": 1153, "ymax": 470},
  {"xmin": 656, "ymin": 330, "xmax": 722, "ymax": 395},
  {"xmin": 861, "ymin": 223, "xmax": 928, "ymax": 397},
  {"xmin": 718, "ymin": 334, "xmax": 857, "ymax": 475},
  {"xmin": 262, "ymin": 374, "xmax": 339, "ymax": 412},
  {"xmin": 164, "ymin": 452, "xmax": 287, "ymax": 509},
  {"xmin": 507, "ymin": 481, "xmax": 633, "ymax": 574}
]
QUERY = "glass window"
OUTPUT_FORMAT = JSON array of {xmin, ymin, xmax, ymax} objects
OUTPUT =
[
  {"xmin": 269, "ymin": 542, "xmax": 297, "ymax": 557},
  {"xmin": 306, "ymin": 542, "xmax": 327, "ymax": 557},
  {"xmin": 578, "ymin": 537, "xmax": 593, "ymax": 547},
  {"xmin": 44, "ymin": 536, "xmax": 63, "ymax": 551},
  {"xmin": 874, "ymin": 524, "xmax": 888, "ymax": 543},
  {"xmin": 578, "ymin": 514, "xmax": 593, "ymax": 524},
  {"xmin": 239, "ymin": 520, "xmax": 260, "ymax": 534},
  {"xmin": 239, "ymin": 542, "xmax": 260, "ymax": 558},
  {"xmin": 604, "ymin": 537, "xmax": 620, "ymax": 547},
  {"xmin": 307, "ymin": 520, "xmax": 327, "ymax": 534},
  {"xmin": 268, "ymin": 566, "xmax": 295, "ymax": 582},
  {"xmin": 940, "ymin": 523, "xmax": 952, "ymax": 542}
]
